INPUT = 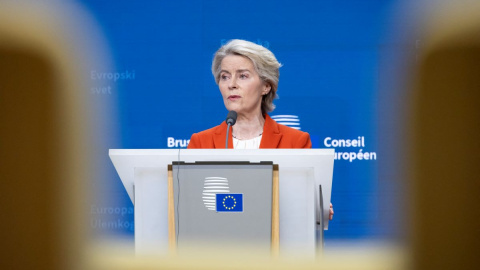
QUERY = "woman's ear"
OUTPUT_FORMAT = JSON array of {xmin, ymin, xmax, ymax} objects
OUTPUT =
[{"xmin": 263, "ymin": 84, "xmax": 272, "ymax": 95}]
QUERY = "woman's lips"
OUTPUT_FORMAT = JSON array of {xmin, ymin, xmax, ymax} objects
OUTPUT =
[{"xmin": 228, "ymin": 95, "xmax": 241, "ymax": 100}]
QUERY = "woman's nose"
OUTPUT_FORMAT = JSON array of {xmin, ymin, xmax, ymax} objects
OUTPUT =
[{"xmin": 228, "ymin": 77, "xmax": 237, "ymax": 89}]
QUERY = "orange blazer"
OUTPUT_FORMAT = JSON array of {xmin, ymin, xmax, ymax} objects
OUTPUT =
[{"xmin": 187, "ymin": 114, "xmax": 312, "ymax": 149}]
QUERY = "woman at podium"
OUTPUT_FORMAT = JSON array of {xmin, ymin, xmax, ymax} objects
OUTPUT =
[
  {"xmin": 187, "ymin": 39, "xmax": 334, "ymax": 220},
  {"xmin": 187, "ymin": 39, "xmax": 312, "ymax": 149}
]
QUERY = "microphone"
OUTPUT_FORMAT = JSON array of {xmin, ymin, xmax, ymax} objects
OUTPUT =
[
  {"xmin": 225, "ymin": 111, "xmax": 237, "ymax": 148},
  {"xmin": 226, "ymin": 110, "xmax": 237, "ymax": 126}
]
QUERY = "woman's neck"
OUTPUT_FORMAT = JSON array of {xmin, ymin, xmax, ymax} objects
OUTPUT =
[{"xmin": 232, "ymin": 113, "xmax": 265, "ymax": 140}]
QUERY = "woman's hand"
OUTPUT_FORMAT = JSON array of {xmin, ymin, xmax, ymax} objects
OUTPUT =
[{"xmin": 329, "ymin": 203, "xmax": 334, "ymax": 220}]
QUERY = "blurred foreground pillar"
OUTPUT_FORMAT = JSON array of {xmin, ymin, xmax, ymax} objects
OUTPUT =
[
  {"xmin": 0, "ymin": 2, "xmax": 95, "ymax": 269},
  {"xmin": 410, "ymin": 3, "xmax": 480, "ymax": 269}
]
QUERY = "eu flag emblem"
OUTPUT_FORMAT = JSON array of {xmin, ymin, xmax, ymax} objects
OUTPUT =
[{"xmin": 216, "ymin": 193, "xmax": 243, "ymax": 212}]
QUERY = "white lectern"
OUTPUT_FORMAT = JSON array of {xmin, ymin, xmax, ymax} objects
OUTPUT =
[{"xmin": 109, "ymin": 149, "xmax": 334, "ymax": 257}]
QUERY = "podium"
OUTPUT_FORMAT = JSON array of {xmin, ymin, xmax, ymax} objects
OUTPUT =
[{"xmin": 109, "ymin": 149, "xmax": 334, "ymax": 257}]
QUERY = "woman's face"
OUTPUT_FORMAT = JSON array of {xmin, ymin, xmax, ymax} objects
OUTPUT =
[{"xmin": 218, "ymin": 55, "xmax": 271, "ymax": 117}]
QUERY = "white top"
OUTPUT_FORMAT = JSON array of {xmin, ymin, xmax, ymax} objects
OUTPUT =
[{"xmin": 233, "ymin": 135, "xmax": 262, "ymax": 149}]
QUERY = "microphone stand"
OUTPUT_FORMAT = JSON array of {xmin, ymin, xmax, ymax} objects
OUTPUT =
[
  {"xmin": 225, "ymin": 110, "xmax": 237, "ymax": 149},
  {"xmin": 226, "ymin": 123, "xmax": 232, "ymax": 149}
]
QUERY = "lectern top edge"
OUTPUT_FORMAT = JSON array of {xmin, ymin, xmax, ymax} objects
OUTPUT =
[{"xmin": 109, "ymin": 148, "xmax": 335, "ymax": 156}]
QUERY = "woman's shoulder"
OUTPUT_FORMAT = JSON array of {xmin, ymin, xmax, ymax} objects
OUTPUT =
[
  {"xmin": 265, "ymin": 115, "xmax": 311, "ymax": 148},
  {"xmin": 265, "ymin": 114, "xmax": 309, "ymax": 136},
  {"xmin": 275, "ymin": 123, "xmax": 311, "ymax": 145},
  {"xmin": 187, "ymin": 123, "xmax": 225, "ymax": 149},
  {"xmin": 275, "ymin": 122, "xmax": 309, "ymax": 136}
]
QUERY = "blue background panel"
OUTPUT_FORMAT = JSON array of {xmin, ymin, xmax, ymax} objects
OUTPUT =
[{"xmin": 80, "ymin": 0, "xmax": 404, "ymax": 242}]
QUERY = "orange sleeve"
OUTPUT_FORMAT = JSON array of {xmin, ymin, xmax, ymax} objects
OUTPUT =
[
  {"xmin": 187, "ymin": 133, "xmax": 199, "ymax": 149},
  {"xmin": 298, "ymin": 132, "xmax": 312, "ymax": 148}
]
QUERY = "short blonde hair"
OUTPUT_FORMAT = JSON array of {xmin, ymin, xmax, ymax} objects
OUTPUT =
[{"xmin": 212, "ymin": 39, "xmax": 281, "ymax": 114}]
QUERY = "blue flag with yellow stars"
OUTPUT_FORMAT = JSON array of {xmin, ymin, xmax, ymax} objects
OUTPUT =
[{"xmin": 216, "ymin": 193, "xmax": 243, "ymax": 212}]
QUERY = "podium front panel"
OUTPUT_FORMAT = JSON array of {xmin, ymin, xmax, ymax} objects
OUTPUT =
[{"xmin": 172, "ymin": 163, "xmax": 273, "ymax": 250}]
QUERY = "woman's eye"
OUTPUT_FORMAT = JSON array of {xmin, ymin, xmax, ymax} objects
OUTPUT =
[
  {"xmin": 239, "ymin": 73, "xmax": 249, "ymax": 79},
  {"xmin": 220, "ymin": 74, "xmax": 229, "ymax": 80}
]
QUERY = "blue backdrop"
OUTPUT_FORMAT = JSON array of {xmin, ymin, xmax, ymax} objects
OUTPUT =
[{"xmin": 82, "ymin": 0, "xmax": 407, "ymax": 243}]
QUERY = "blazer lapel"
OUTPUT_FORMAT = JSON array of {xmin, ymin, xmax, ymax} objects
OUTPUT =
[
  {"xmin": 213, "ymin": 122, "xmax": 233, "ymax": 149},
  {"xmin": 260, "ymin": 114, "xmax": 282, "ymax": 148}
]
